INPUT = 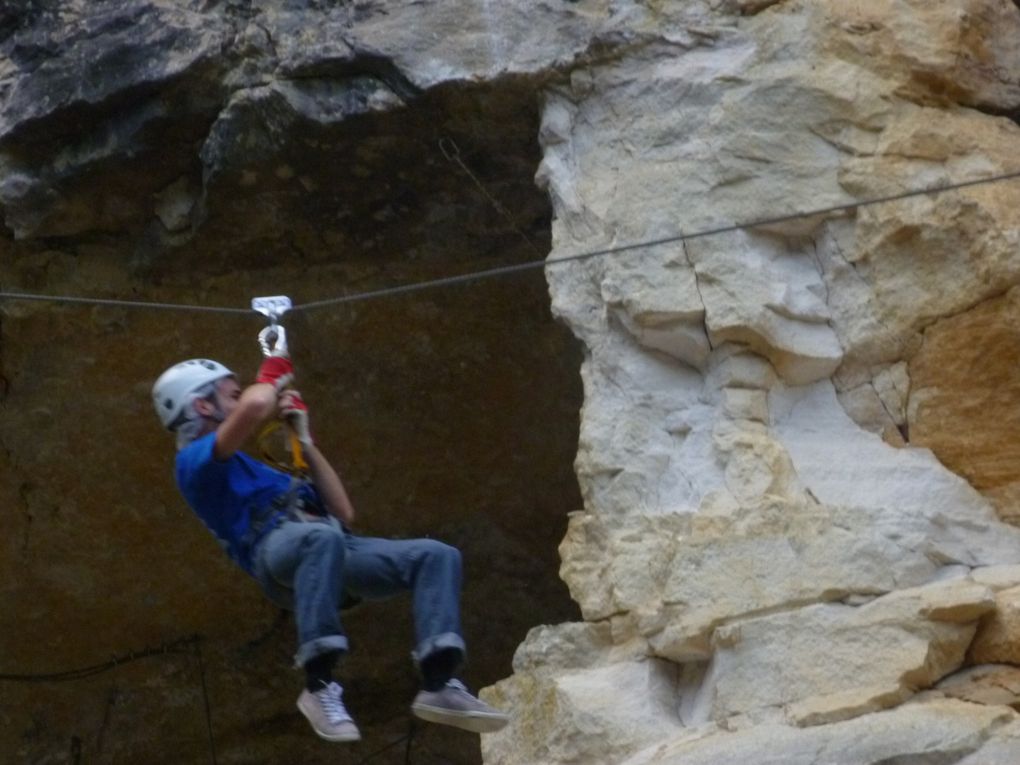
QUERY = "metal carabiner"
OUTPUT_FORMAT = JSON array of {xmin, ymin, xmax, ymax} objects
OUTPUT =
[
  {"xmin": 252, "ymin": 295, "xmax": 293, "ymax": 357},
  {"xmin": 257, "ymin": 324, "xmax": 288, "ymax": 358},
  {"xmin": 251, "ymin": 295, "xmax": 308, "ymax": 473},
  {"xmin": 439, "ymin": 136, "xmax": 461, "ymax": 163}
]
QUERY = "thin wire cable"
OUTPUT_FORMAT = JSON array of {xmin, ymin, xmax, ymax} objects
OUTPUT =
[
  {"xmin": 194, "ymin": 640, "xmax": 219, "ymax": 765},
  {"xmin": 0, "ymin": 291, "xmax": 252, "ymax": 314},
  {"xmin": 440, "ymin": 136, "xmax": 546, "ymax": 257},
  {"xmin": 404, "ymin": 718, "xmax": 416, "ymax": 765},
  {"xmin": 354, "ymin": 718, "xmax": 417, "ymax": 765},
  {"xmin": 0, "ymin": 635, "xmax": 219, "ymax": 763},
  {"xmin": 1, "ymin": 169, "xmax": 1018, "ymax": 315},
  {"xmin": 0, "ymin": 635, "xmax": 202, "ymax": 682},
  {"xmin": 294, "ymin": 168, "xmax": 1020, "ymax": 311}
]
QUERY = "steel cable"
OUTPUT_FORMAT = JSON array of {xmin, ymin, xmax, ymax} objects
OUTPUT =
[{"xmin": 0, "ymin": 169, "xmax": 1017, "ymax": 316}]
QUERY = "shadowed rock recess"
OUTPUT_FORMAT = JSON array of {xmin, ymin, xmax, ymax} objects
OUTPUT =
[
  {"xmin": 0, "ymin": 3, "xmax": 581, "ymax": 764},
  {"xmin": 4, "ymin": 1, "xmax": 1020, "ymax": 764}
]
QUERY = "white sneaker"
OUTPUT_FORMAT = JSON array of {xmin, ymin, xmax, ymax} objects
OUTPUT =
[
  {"xmin": 411, "ymin": 679, "xmax": 509, "ymax": 733},
  {"xmin": 297, "ymin": 682, "xmax": 361, "ymax": 742}
]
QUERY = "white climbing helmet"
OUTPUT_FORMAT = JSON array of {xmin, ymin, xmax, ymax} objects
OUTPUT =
[{"xmin": 152, "ymin": 358, "xmax": 235, "ymax": 430}]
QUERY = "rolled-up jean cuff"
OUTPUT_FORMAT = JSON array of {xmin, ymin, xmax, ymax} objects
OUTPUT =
[
  {"xmin": 412, "ymin": 632, "xmax": 466, "ymax": 666},
  {"xmin": 294, "ymin": 635, "xmax": 349, "ymax": 669}
]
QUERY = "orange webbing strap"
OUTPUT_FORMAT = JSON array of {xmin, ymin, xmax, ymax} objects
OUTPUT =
[
  {"xmin": 289, "ymin": 430, "xmax": 308, "ymax": 471},
  {"xmin": 256, "ymin": 420, "xmax": 308, "ymax": 475}
]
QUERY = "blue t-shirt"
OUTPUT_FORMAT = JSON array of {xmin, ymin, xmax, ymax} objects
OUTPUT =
[{"xmin": 175, "ymin": 433, "xmax": 319, "ymax": 574}]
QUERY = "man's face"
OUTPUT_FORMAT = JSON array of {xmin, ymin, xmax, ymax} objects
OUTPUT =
[{"xmin": 212, "ymin": 377, "xmax": 242, "ymax": 420}]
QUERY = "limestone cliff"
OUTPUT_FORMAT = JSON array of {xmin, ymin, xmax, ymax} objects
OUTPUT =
[{"xmin": 2, "ymin": 1, "xmax": 1020, "ymax": 764}]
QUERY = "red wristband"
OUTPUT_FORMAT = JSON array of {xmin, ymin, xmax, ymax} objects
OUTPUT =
[{"xmin": 256, "ymin": 356, "xmax": 294, "ymax": 389}]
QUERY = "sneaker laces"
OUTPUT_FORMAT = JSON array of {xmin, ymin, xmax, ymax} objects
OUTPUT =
[
  {"xmin": 316, "ymin": 682, "xmax": 353, "ymax": 724},
  {"xmin": 446, "ymin": 679, "xmax": 471, "ymax": 695}
]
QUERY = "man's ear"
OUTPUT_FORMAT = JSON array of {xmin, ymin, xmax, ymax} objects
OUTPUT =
[{"xmin": 192, "ymin": 396, "xmax": 215, "ymax": 418}]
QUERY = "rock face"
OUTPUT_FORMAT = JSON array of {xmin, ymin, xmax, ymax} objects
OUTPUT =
[
  {"xmin": 485, "ymin": 1, "xmax": 1020, "ymax": 763},
  {"xmin": 3, "ymin": 1, "xmax": 1020, "ymax": 764}
]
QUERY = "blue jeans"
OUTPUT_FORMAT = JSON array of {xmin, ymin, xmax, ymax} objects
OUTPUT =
[{"xmin": 251, "ymin": 519, "xmax": 466, "ymax": 668}]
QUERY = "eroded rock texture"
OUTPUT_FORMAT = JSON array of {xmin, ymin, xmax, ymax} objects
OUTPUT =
[
  {"xmin": 3, "ymin": 1, "xmax": 1020, "ymax": 764},
  {"xmin": 481, "ymin": 1, "xmax": 1020, "ymax": 764}
]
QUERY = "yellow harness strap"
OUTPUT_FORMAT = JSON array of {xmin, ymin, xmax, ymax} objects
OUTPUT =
[
  {"xmin": 256, "ymin": 420, "xmax": 309, "ymax": 474},
  {"xmin": 290, "ymin": 430, "xmax": 308, "ymax": 471}
]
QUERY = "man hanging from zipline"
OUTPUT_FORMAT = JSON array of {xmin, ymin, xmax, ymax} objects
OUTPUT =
[{"xmin": 151, "ymin": 324, "xmax": 509, "ymax": 742}]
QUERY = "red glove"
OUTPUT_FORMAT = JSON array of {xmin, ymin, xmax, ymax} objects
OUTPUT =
[
  {"xmin": 256, "ymin": 356, "xmax": 294, "ymax": 392},
  {"xmin": 280, "ymin": 389, "xmax": 313, "ymax": 446}
]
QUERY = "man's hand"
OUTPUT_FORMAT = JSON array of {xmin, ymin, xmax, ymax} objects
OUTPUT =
[
  {"xmin": 256, "ymin": 355, "xmax": 295, "ymax": 392},
  {"xmin": 279, "ymin": 390, "xmax": 356, "ymax": 525},
  {"xmin": 279, "ymin": 389, "xmax": 313, "ymax": 446}
]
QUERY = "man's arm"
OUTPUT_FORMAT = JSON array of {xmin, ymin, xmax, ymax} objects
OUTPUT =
[
  {"xmin": 279, "ymin": 388, "xmax": 356, "ymax": 525},
  {"xmin": 303, "ymin": 443, "xmax": 356, "ymax": 525},
  {"xmin": 213, "ymin": 382, "xmax": 277, "ymax": 461},
  {"xmin": 212, "ymin": 353, "xmax": 297, "ymax": 460}
]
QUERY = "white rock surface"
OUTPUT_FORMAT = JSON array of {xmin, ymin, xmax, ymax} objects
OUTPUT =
[
  {"xmin": 484, "ymin": 656, "xmax": 685, "ymax": 765},
  {"xmin": 484, "ymin": 1, "xmax": 1020, "ymax": 763},
  {"xmin": 704, "ymin": 579, "xmax": 991, "ymax": 725},
  {"xmin": 616, "ymin": 700, "xmax": 1018, "ymax": 765}
]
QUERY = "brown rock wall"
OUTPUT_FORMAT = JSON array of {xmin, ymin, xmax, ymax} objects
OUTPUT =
[
  {"xmin": 909, "ymin": 287, "xmax": 1020, "ymax": 523},
  {"xmin": 0, "ymin": 4, "xmax": 585, "ymax": 759}
]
